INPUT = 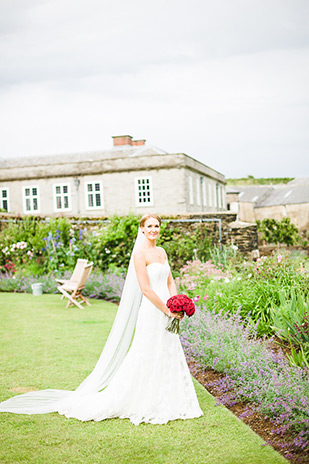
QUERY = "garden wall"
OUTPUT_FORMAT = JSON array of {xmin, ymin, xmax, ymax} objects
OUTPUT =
[
  {"xmin": 160, "ymin": 212, "xmax": 258, "ymax": 254},
  {"xmin": 0, "ymin": 211, "xmax": 259, "ymax": 255}
]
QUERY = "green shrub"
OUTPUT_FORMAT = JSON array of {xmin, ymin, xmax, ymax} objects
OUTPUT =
[
  {"xmin": 178, "ymin": 253, "xmax": 309, "ymax": 336},
  {"xmin": 0, "ymin": 215, "xmax": 224, "ymax": 274},
  {"xmin": 93, "ymin": 214, "xmax": 139, "ymax": 271},
  {"xmin": 271, "ymin": 291, "xmax": 309, "ymax": 368},
  {"xmin": 257, "ymin": 217, "xmax": 300, "ymax": 245}
]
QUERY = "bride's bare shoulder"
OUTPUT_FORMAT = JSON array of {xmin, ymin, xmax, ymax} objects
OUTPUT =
[
  {"xmin": 156, "ymin": 246, "xmax": 167, "ymax": 258},
  {"xmin": 133, "ymin": 248, "xmax": 146, "ymax": 264}
]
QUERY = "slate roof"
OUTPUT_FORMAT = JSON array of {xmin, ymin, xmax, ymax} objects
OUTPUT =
[
  {"xmin": 228, "ymin": 179, "xmax": 309, "ymax": 207},
  {"xmin": 255, "ymin": 183, "xmax": 309, "ymax": 207},
  {"xmin": 0, "ymin": 144, "xmax": 168, "ymax": 168},
  {"xmin": 227, "ymin": 186, "xmax": 273, "ymax": 203}
]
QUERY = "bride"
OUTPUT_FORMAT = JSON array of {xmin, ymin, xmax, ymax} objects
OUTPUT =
[{"xmin": 0, "ymin": 214, "xmax": 203, "ymax": 425}]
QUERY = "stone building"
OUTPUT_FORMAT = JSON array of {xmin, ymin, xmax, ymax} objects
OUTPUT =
[
  {"xmin": 226, "ymin": 178, "xmax": 309, "ymax": 231},
  {"xmin": 0, "ymin": 135, "xmax": 226, "ymax": 217}
]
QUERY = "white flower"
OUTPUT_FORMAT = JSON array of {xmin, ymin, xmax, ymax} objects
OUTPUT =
[
  {"xmin": 224, "ymin": 278, "xmax": 230, "ymax": 283},
  {"xmin": 237, "ymin": 277, "xmax": 241, "ymax": 281},
  {"xmin": 248, "ymin": 273, "xmax": 252, "ymax": 278},
  {"xmin": 231, "ymin": 245, "xmax": 238, "ymax": 251}
]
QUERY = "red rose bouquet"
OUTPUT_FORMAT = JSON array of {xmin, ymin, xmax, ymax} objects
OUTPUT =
[{"xmin": 166, "ymin": 294, "xmax": 195, "ymax": 334}]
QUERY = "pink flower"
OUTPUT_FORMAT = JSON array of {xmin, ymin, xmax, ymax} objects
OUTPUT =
[
  {"xmin": 203, "ymin": 294, "xmax": 209, "ymax": 300},
  {"xmin": 192, "ymin": 295, "xmax": 200, "ymax": 302},
  {"xmin": 278, "ymin": 255, "xmax": 282, "ymax": 263}
]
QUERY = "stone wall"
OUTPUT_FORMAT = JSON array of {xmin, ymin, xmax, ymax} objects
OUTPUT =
[
  {"xmin": 0, "ymin": 211, "xmax": 259, "ymax": 255},
  {"xmin": 160, "ymin": 212, "xmax": 258, "ymax": 254}
]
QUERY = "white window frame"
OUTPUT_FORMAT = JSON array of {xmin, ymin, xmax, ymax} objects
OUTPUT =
[
  {"xmin": 23, "ymin": 186, "xmax": 40, "ymax": 214},
  {"xmin": 189, "ymin": 176, "xmax": 194, "ymax": 205},
  {"xmin": 84, "ymin": 181, "xmax": 104, "ymax": 210},
  {"xmin": 196, "ymin": 178, "xmax": 201, "ymax": 206},
  {"xmin": 0, "ymin": 188, "xmax": 10, "ymax": 212},
  {"xmin": 53, "ymin": 183, "xmax": 71, "ymax": 212},
  {"xmin": 135, "ymin": 176, "xmax": 153, "ymax": 207}
]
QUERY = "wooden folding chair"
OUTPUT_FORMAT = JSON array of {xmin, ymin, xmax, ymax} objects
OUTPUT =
[
  {"xmin": 55, "ymin": 258, "xmax": 88, "ymax": 287},
  {"xmin": 57, "ymin": 262, "xmax": 93, "ymax": 309}
]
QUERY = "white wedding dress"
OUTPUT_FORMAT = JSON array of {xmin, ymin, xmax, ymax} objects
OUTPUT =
[{"xmin": 0, "ymin": 260, "xmax": 203, "ymax": 425}]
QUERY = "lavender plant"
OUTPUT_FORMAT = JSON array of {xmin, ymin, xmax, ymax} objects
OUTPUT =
[
  {"xmin": 0, "ymin": 272, "xmax": 60, "ymax": 294},
  {"xmin": 181, "ymin": 306, "xmax": 309, "ymax": 453},
  {"xmin": 83, "ymin": 270, "xmax": 124, "ymax": 301},
  {"xmin": 0, "ymin": 270, "xmax": 125, "ymax": 302}
]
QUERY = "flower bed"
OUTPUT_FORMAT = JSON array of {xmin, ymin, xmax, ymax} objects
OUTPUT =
[
  {"xmin": 180, "ymin": 307, "xmax": 309, "ymax": 458},
  {"xmin": 0, "ymin": 270, "xmax": 125, "ymax": 302},
  {"xmin": 178, "ymin": 254, "xmax": 309, "ymax": 336}
]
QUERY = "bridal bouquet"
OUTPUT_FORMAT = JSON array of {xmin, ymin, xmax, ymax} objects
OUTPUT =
[{"xmin": 166, "ymin": 294, "xmax": 195, "ymax": 334}]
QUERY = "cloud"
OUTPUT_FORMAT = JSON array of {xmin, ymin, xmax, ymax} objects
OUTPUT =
[
  {"xmin": 1, "ymin": 0, "xmax": 309, "ymax": 87},
  {"xmin": 0, "ymin": 0, "xmax": 308, "ymax": 178}
]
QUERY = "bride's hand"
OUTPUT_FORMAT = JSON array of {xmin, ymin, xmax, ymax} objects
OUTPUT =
[{"xmin": 169, "ymin": 311, "xmax": 184, "ymax": 320}]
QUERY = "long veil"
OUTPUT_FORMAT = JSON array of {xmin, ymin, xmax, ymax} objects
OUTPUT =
[{"xmin": 0, "ymin": 229, "xmax": 145, "ymax": 414}]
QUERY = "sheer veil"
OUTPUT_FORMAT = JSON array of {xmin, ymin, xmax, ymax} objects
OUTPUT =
[{"xmin": 0, "ymin": 228, "xmax": 145, "ymax": 414}]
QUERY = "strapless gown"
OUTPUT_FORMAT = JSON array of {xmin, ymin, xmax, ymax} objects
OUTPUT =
[{"xmin": 58, "ymin": 261, "xmax": 203, "ymax": 425}]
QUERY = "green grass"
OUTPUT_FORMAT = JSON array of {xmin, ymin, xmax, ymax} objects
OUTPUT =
[
  {"xmin": 0, "ymin": 294, "xmax": 288, "ymax": 464},
  {"xmin": 227, "ymin": 177, "xmax": 293, "ymax": 185}
]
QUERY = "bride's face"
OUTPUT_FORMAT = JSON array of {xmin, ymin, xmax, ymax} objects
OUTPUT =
[{"xmin": 141, "ymin": 217, "xmax": 161, "ymax": 241}]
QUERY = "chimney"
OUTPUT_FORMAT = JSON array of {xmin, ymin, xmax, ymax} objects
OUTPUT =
[
  {"xmin": 112, "ymin": 135, "xmax": 146, "ymax": 147},
  {"xmin": 131, "ymin": 139, "xmax": 146, "ymax": 146},
  {"xmin": 112, "ymin": 135, "xmax": 133, "ymax": 146}
]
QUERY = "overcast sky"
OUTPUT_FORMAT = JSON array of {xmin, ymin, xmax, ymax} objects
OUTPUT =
[{"xmin": 0, "ymin": 0, "xmax": 308, "ymax": 178}]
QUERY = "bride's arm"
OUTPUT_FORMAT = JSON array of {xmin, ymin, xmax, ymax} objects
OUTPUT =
[
  {"xmin": 133, "ymin": 252, "xmax": 181, "ymax": 319},
  {"xmin": 167, "ymin": 271, "xmax": 177, "ymax": 297}
]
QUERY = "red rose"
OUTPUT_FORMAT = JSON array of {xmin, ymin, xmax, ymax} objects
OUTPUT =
[{"xmin": 166, "ymin": 294, "xmax": 195, "ymax": 334}]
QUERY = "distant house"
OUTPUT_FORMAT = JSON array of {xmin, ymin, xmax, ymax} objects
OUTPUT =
[
  {"xmin": 0, "ymin": 135, "xmax": 226, "ymax": 217},
  {"xmin": 226, "ymin": 178, "xmax": 309, "ymax": 231}
]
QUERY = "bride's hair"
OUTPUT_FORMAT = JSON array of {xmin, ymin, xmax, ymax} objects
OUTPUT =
[{"xmin": 139, "ymin": 214, "xmax": 162, "ymax": 227}]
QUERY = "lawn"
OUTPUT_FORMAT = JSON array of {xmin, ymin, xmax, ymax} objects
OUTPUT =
[{"xmin": 0, "ymin": 293, "xmax": 288, "ymax": 464}]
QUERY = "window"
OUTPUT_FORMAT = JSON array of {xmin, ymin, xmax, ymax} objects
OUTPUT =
[
  {"xmin": 196, "ymin": 178, "xmax": 201, "ymax": 206},
  {"xmin": 135, "ymin": 177, "xmax": 153, "ymax": 206},
  {"xmin": 23, "ymin": 186, "xmax": 40, "ymax": 213},
  {"xmin": 0, "ymin": 188, "xmax": 9, "ymax": 212},
  {"xmin": 220, "ymin": 185, "xmax": 225, "ymax": 209},
  {"xmin": 202, "ymin": 178, "xmax": 207, "ymax": 207},
  {"xmin": 208, "ymin": 183, "xmax": 212, "ymax": 207},
  {"xmin": 85, "ymin": 181, "xmax": 103, "ymax": 209},
  {"xmin": 216, "ymin": 183, "xmax": 220, "ymax": 209},
  {"xmin": 53, "ymin": 184, "xmax": 71, "ymax": 211},
  {"xmin": 188, "ymin": 176, "xmax": 193, "ymax": 205}
]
